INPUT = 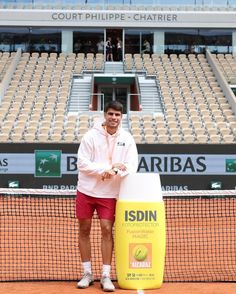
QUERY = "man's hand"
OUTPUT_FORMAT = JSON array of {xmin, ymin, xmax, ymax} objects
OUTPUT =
[
  {"xmin": 101, "ymin": 169, "xmax": 116, "ymax": 181},
  {"xmin": 101, "ymin": 164, "xmax": 127, "ymax": 181}
]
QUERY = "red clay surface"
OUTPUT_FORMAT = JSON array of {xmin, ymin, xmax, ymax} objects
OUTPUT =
[{"xmin": 1, "ymin": 281, "xmax": 236, "ymax": 294}]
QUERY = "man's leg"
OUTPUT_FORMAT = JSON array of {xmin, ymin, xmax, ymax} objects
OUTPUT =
[
  {"xmin": 79, "ymin": 219, "xmax": 92, "ymax": 262},
  {"xmin": 77, "ymin": 219, "xmax": 94, "ymax": 289},
  {"xmin": 100, "ymin": 219, "xmax": 114, "ymax": 264},
  {"xmin": 100, "ymin": 219, "xmax": 115, "ymax": 291}
]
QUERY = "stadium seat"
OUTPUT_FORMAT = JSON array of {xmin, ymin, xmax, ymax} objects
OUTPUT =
[
  {"xmin": 170, "ymin": 134, "xmax": 182, "ymax": 144},
  {"xmin": 131, "ymin": 133, "xmax": 142, "ymax": 144},
  {"xmin": 144, "ymin": 134, "xmax": 157, "ymax": 144},
  {"xmin": 64, "ymin": 133, "xmax": 76, "ymax": 142},
  {"xmin": 130, "ymin": 121, "xmax": 140, "ymax": 129},
  {"xmin": 11, "ymin": 133, "xmax": 23, "ymax": 142},
  {"xmin": 207, "ymin": 127, "xmax": 219, "ymax": 136},
  {"xmin": 181, "ymin": 128, "xmax": 194, "ymax": 136},
  {"xmin": 37, "ymin": 133, "xmax": 49, "ymax": 142},
  {"xmin": 142, "ymin": 121, "xmax": 154, "ymax": 129},
  {"xmin": 156, "ymin": 127, "xmax": 168, "ymax": 136},
  {"xmin": 24, "ymin": 133, "xmax": 36, "ymax": 142},
  {"xmin": 129, "ymin": 114, "xmax": 141, "ymax": 123},
  {"xmin": 158, "ymin": 134, "xmax": 169, "ymax": 143},
  {"xmin": 131, "ymin": 127, "xmax": 141, "ymax": 136},
  {"xmin": 196, "ymin": 134, "xmax": 209, "ymax": 143},
  {"xmin": 0, "ymin": 133, "xmax": 10, "ymax": 142},
  {"xmin": 143, "ymin": 127, "xmax": 155, "ymax": 136},
  {"xmin": 50, "ymin": 133, "xmax": 63, "ymax": 142},
  {"xmin": 209, "ymin": 134, "xmax": 222, "ymax": 143},
  {"xmin": 183, "ymin": 134, "xmax": 196, "ymax": 143},
  {"xmin": 222, "ymin": 134, "xmax": 235, "ymax": 143}
]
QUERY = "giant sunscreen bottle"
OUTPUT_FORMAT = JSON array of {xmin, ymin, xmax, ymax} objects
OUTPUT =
[{"xmin": 115, "ymin": 173, "xmax": 165, "ymax": 290}]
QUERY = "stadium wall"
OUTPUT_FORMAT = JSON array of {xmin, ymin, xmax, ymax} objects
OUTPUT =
[
  {"xmin": 1, "ymin": 9, "xmax": 236, "ymax": 28},
  {"xmin": 1, "ymin": 9, "xmax": 235, "ymax": 54},
  {"xmin": 0, "ymin": 143, "xmax": 236, "ymax": 191}
]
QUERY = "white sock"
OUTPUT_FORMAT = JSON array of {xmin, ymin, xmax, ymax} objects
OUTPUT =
[
  {"xmin": 82, "ymin": 261, "xmax": 92, "ymax": 274},
  {"xmin": 102, "ymin": 264, "xmax": 111, "ymax": 277}
]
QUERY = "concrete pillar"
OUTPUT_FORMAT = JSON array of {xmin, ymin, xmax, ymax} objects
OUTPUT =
[
  {"xmin": 232, "ymin": 31, "xmax": 236, "ymax": 54},
  {"xmin": 61, "ymin": 30, "xmax": 73, "ymax": 54},
  {"xmin": 153, "ymin": 31, "xmax": 165, "ymax": 54}
]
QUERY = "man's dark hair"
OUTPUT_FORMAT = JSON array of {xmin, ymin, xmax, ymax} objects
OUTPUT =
[{"xmin": 104, "ymin": 100, "xmax": 123, "ymax": 113}]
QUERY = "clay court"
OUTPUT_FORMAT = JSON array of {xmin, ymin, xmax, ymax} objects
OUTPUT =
[{"xmin": 1, "ymin": 281, "xmax": 236, "ymax": 294}]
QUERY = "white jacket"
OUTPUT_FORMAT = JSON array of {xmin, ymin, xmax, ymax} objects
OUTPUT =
[{"xmin": 77, "ymin": 122, "xmax": 138, "ymax": 199}]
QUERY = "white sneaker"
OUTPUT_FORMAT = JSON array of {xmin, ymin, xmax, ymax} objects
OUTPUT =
[
  {"xmin": 100, "ymin": 276, "xmax": 115, "ymax": 292},
  {"xmin": 77, "ymin": 272, "xmax": 94, "ymax": 289}
]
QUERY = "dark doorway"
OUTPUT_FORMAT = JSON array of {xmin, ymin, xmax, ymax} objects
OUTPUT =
[
  {"xmin": 98, "ymin": 85, "xmax": 129, "ymax": 113},
  {"xmin": 106, "ymin": 29, "xmax": 123, "ymax": 62}
]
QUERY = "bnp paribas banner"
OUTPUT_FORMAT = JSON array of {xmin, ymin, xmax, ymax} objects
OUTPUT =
[
  {"xmin": 0, "ymin": 143, "xmax": 236, "ymax": 190},
  {"xmin": 1, "ymin": 150, "xmax": 236, "ymax": 176}
]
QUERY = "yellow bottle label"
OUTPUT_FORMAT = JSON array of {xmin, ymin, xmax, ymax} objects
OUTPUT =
[{"xmin": 115, "ymin": 201, "xmax": 166, "ymax": 290}]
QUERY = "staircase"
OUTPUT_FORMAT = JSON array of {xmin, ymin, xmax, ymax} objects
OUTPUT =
[
  {"xmin": 122, "ymin": 114, "xmax": 129, "ymax": 131},
  {"xmin": 138, "ymin": 76, "xmax": 163, "ymax": 114},
  {"xmin": 104, "ymin": 62, "xmax": 124, "ymax": 74},
  {"xmin": 68, "ymin": 75, "xmax": 92, "ymax": 113}
]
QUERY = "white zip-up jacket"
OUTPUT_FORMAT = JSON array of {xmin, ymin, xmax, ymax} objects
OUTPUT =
[{"xmin": 77, "ymin": 122, "xmax": 138, "ymax": 199}]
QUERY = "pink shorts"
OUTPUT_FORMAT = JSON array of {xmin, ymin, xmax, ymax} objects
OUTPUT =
[{"xmin": 76, "ymin": 190, "xmax": 116, "ymax": 221}]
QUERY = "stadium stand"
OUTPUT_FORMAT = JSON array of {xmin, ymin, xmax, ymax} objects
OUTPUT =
[
  {"xmin": 0, "ymin": 50, "xmax": 236, "ymax": 143},
  {"xmin": 0, "ymin": 1, "xmax": 236, "ymax": 145}
]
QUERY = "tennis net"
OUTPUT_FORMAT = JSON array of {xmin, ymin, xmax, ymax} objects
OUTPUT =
[{"xmin": 1, "ymin": 188, "xmax": 236, "ymax": 282}]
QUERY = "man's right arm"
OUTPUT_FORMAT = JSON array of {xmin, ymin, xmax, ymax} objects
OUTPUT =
[{"xmin": 77, "ymin": 134, "xmax": 112, "ymax": 176}]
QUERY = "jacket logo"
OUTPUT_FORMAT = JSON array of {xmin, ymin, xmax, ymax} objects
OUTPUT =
[{"xmin": 117, "ymin": 142, "xmax": 125, "ymax": 146}]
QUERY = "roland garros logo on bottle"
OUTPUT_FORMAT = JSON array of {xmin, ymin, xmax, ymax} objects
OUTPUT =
[
  {"xmin": 35, "ymin": 150, "xmax": 62, "ymax": 177},
  {"xmin": 129, "ymin": 243, "xmax": 152, "ymax": 268}
]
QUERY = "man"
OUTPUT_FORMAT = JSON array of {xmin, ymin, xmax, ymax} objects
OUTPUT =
[
  {"xmin": 76, "ymin": 100, "xmax": 138, "ymax": 291},
  {"xmin": 116, "ymin": 37, "xmax": 122, "ymax": 61},
  {"xmin": 141, "ymin": 40, "xmax": 151, "ymax": 54},
  {"xmin": 106, "ymin": 37, "xmax": 113, "ymax": 61}
]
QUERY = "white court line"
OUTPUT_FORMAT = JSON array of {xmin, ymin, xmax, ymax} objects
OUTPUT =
[{"xmin": 137, "ymin": 290, "xmax": 145, "ymax": 294}]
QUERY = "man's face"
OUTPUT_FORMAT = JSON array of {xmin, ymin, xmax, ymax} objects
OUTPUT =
[{"xmin": 104, "ymin": 108, "xmax": 122, "ymax": 130}]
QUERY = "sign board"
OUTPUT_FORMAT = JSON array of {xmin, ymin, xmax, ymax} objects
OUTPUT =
[{"xmin": 0, "ymin": 143, "xmax": 236, "ymax": 190}]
